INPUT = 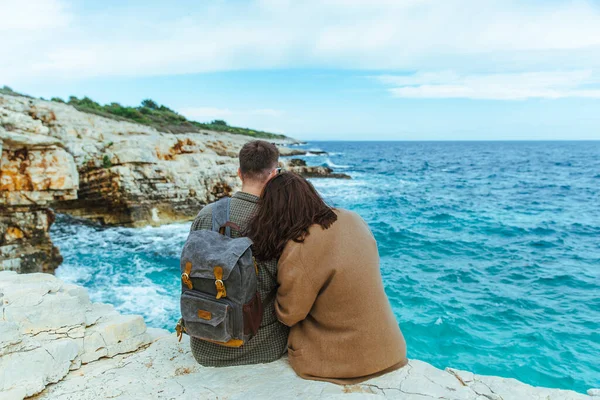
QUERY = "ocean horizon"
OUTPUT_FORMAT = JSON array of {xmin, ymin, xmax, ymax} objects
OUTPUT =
[
  {"xmin": 306, "ymin": 139, "xmax": 600, "ymax": 141},
  {"xmin": 52, "ymin": 140, "xmax": 600, "ymax": 394}
]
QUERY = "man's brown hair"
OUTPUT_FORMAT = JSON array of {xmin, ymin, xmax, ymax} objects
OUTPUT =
[{"xmin": 238, "ymin": 140, "xmax": 279, "ymax": 182}]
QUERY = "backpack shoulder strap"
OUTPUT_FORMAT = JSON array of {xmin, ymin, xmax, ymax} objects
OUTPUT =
[{"xmin": 211, "ymin": 197, "xmax": 232, "ymax": 236}]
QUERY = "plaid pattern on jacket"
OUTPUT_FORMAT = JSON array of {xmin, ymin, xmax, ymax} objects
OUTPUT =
[{"xmin": 188, "ymin": 191, "xmax": 289, "ymax": 366}]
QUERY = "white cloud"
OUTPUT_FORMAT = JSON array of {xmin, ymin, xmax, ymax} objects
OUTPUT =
[
  {"xmin": 0, "ymin": 0, "xmax": 70, "ymax": 31},
  {"xmin": 0, "ymin": 0, "xmax": 72, "ymax": 83},
  {"xmin": 376, "ymin": 70, "xmax": 600, "ymax": 100},
  {"xmin": 2, "ymin": 0, "xmax": 600, "ymax": 83}
]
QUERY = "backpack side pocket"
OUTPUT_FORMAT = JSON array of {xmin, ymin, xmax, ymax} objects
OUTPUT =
[{"xmin": 242, "ymin": 291, "xmax": 263, "ymax": 337}]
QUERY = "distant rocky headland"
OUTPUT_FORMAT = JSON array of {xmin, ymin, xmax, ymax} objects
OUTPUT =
[{"xmin": 0, "ymin": 89, "xmax": 347, "ymax": 274}]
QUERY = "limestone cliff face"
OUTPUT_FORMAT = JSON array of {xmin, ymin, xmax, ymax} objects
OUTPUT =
[
  {"xmin": 0, "ymin": 94, "xmax": 245, "ymax": 272},
  {"xmin": 0, "ymin": 121, "xmax": 79, "ymax": 273},
  {"xmin": 0, "ymin": 93, "xmax": 338, "ymax": 273},
  {"xmin": 1, "ymin": 94, "xmax": 256, "ymax": 227},
  {"xmin": 54, "ymin": 134, "xmax": 243, "ymax": 226}
]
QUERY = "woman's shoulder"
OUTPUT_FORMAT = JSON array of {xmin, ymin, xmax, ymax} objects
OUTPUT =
[
  {"xmin": 281, "ymin": 210, "xmax": 350, "ymax": 255},
  {"xmin": 280, "ymin": 208, "xmax": 374, "ymax": 265},
  {"xmin": 333, "ymin": 208, "xmax": 359, "ymax": 219},
  {"xmin": 303, "ymin": 208, "xmax": 370, "ymax": 240},
  {"xmin": 332, "ymin": 208, "xmax": 369, "ymax": 227},
  {"xmin": 283, "ymin": 209, "xmax": 368, "ymax": 247},
  {"xmin": 330, "ymin": 208, "xmax": 376, "ymax": 241}
]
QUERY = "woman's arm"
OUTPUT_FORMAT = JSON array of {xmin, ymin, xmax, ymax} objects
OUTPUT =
[{"xmin": 274, "ymin": 246, "xmax": 320, "ymax": 327}]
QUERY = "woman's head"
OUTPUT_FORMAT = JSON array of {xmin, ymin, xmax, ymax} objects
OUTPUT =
[{"xmin": 246, "ymin": 172, "xmax": 338, "ymax": 261}]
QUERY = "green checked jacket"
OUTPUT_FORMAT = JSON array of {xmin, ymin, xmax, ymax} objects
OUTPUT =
[{"xmin": 188, "ymin": 191, "xmax": 289, "ymax": 366}]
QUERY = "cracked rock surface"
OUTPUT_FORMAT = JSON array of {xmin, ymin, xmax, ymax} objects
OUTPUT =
[
  {"xmin": 0, "ymin": 271, "xmax": 158, "ymax": 399},
  {"xmin": 1, "ymin": 272, "xmax": 595, "ymax": 400},
  {"xmin": 31, "ymin": 337, "xmax": 593, "ymax": 400}
]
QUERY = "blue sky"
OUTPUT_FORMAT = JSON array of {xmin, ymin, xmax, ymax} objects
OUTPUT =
[{"xmin": 2, "ymin": 0, "xmax": 600, "ymax": 140}]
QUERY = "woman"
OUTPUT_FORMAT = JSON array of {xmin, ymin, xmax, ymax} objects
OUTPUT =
[{"xmin": 246, "ymin": 172, "xmax": 407, "ymax": 384}]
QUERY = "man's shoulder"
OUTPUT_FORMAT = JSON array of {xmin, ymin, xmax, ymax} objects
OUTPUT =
[
  {"xmin": 197, "ymin": 202, "xmax": 215, "ymax": 217},
  {"xmin": 191, "ymin": 203, "xmax": 215, "ymax": 231},
  {"xmin": 191, "ymin": 195, "xmax": 257, "ymax": 231}
]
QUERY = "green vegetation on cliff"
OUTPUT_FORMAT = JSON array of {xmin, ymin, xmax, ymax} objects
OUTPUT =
[
  {"xmin": 0, "ymin": 85, "xmax": 286, "ymax": 140},
  {"xmin": 56, "ymin": 96, "xmax": 287, "ymax": 139},
  {"xmin": 1, "ymin": 85, "xmax": 32, "ymax": 98}
]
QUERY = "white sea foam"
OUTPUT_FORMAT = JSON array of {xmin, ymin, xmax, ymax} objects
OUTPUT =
[
  {"xmin": 310, "ymin": 178, "xmax": 380, "ymax": 203},
  {"xmin": 324, "ymin": 158, "xmax": 350, "ymax": 169},
  {"xmin": 53, "ymin": 218, "xmax": 188, "ymax": 329}
]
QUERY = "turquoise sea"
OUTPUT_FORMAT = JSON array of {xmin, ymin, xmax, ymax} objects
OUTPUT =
[{"xmin": 52, "ymin": 141, "xmax": 600, "ymax": 393}]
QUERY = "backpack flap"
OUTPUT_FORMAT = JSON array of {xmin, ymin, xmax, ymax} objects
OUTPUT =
[{"xmin": 180, "ymin": 229, "xmax": 253, "ymax": 281}]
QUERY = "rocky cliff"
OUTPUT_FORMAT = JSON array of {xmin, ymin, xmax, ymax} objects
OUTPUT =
[
  {"xmin": 0, "ymin": 127, "xmax": 78, "ymax": 273},
  {"xmin": 0, "ymin": 93, "xmax": 339, "ymax": 274},
  {"xmin": 0, "ymin": 272, "xmax": 596, "ymax": 400}
]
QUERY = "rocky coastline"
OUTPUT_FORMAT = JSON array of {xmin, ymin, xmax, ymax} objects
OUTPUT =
[
  {"xmin": 285, "ymin": 158, "xmax": 351, "ymax": 179},
  {"xmin": 1, "ymin": 271, "xmax": 596, "ymax": 400},
  {"xmin": 0, "ymin": 93, "xmax": 345, "ymax": 274},
  {"xmin": 3, "ymin": 93, "xmax": 594, "ymax": 399}
]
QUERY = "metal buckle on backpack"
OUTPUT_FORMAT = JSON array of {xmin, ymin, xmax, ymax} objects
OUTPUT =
[
  {"xmin": 214, "ymin": 266, "xmax": 227, "ymax": 299},
  {"xmin": 181, "ymin": 273, "xmax": 193, "ymax": 290},
  {"xmin": 215, "ymin": 279, "xmax": 226, "ymax": 299},
  {"xmin": 182, "ymin": 262, "xmax": 193, "ymax": 289}
]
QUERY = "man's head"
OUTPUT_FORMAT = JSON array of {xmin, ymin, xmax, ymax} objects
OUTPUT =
[{"xmin": 238, "ymin": 140, "xmax": 280, "ymax": 189}]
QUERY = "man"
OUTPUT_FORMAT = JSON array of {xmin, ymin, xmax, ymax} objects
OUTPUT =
[{"xmin": 188, "ymin": 140, "xmax": 289, "ymax": 366}]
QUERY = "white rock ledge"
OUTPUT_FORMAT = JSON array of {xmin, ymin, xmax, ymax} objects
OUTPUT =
[{"xmin": 0, "ymin": 272, "xmax": 595, "ymax": 400}]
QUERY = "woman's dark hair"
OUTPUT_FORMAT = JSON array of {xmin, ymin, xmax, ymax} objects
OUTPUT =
[{"xmin": 246, "ymin": 172, "xmax": 338, "ymax": 261}]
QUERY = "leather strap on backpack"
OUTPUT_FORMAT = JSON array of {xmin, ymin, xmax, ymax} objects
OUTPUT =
[{"xmin": 218, "ymin": 221, "xmax": 241, "ymax": 235}]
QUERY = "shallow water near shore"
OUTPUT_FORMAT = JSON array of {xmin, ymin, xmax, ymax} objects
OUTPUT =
[{"xmin": 52, "ymin": 141, "xmax": 600, "ymax": 393}]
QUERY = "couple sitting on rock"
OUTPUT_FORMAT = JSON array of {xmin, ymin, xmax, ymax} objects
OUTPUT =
[{"xmin": 182, "ymin": 140, "xmax": 407, "ymax": 384}]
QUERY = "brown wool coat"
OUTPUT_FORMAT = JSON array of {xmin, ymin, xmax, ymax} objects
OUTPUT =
[{"xmin": 275, "ymin": 209, "xmax": 408, "ymax": 384}]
